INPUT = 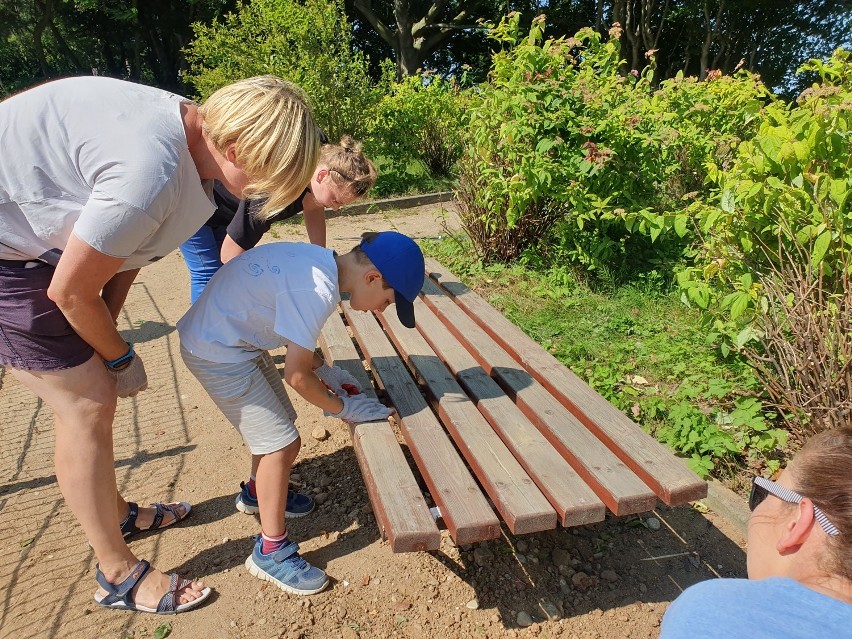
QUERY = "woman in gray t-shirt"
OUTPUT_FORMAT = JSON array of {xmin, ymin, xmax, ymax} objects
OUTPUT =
[{"xmin": 0, "ymin": 75, "xmax": 320, "ymax": 614}]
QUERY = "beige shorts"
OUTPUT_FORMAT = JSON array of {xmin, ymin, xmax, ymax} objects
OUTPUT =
[{"xmin": 181, "ymin": 348, "xmax": 299, "ymax": 455}]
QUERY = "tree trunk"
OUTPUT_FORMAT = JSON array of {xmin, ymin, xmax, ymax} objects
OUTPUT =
[
  {"xmin": 32, "ymin": 0, "xmax": 53, "ymax": 77},
  {"xmin": 395, "ymin": 0, "xmax": 417, "ymax": 78},
  {"xmin": 700, "ymin": 0, "xmax": 725, "ymax": 80},
  {"xmin": 354, "ymin": 0, "xmax": 476, "ymax": 78}
]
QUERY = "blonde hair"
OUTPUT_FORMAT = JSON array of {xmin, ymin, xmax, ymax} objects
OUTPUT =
[
  {"xmin": 320, "ymin": 135, "xmax": 377, "ymax": 198},
  {"xmin": 199, "ymin": 75, "xmax": 321, "ymax": 221}
]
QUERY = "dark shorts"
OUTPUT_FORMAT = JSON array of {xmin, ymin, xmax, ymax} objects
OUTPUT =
[{"xmin": 0, "ymin": 260, "xmax": 94, "ymax": 371}]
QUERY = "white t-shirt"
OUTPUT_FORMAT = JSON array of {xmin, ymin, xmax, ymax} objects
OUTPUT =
[
  {"xmin": 0, "ymin": 76, "xmax": 215, "ymax": 270},
  {"xmin": 177, "ymin": 242, "xmax": 341, "ymax": 363}
]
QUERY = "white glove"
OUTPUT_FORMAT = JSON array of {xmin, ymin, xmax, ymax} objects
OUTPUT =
[
  {"xmin": 315, "ymin": 363, "xmax": 363, "ymax": 397},
  {"xmin": 331, "ymin": 394, "xmax": 393, "ymax": 424},
  {"xmin": 110, "ymin": 353, "xmax": 148, "ymax": 398}
]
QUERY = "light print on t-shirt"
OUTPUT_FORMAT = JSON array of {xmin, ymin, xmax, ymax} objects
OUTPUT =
[
  {"xmin": 239, "ymin": 255, "xmax": 287, "ymax": 353},
  {"xmin": 244, "ymin": 259, "xmax": 281, "ymax": 277}
]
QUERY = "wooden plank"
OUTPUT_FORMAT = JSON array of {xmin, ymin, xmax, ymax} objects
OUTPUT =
[
  {"xmin": 421, "ymin": 279, "xmax": 658, "ymax": 516},
  {"xmin": 424, "ymin": 258, "xmax": 708, "ymax": 505},
  {"xmin": 412, "ymin": 297, "xmax": 606, "ymax": 527},
  {"xmin": 319, "ymin": 311, "xmax": 440, "ymax": 552},
  {"xmin": 378, "ymin": 307, "xmax": 558, "ymax": 535},
  {"xmin": 342, "ymin": 302, "xmax": 501, "ymax": 545}
]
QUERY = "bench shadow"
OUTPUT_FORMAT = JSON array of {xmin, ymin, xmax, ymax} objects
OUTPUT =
[{"xmin": 426, "ymin": 504, "xmax": 746, "ymax": 628}]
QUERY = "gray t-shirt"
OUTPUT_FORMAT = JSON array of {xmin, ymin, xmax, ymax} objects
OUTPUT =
[{"xmin": 0, "ymin": 76, "xmax": 215, "ymax": 270}]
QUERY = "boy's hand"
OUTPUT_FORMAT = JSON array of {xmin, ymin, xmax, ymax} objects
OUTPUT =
[
  {"xmin": 315, "ymin": 363, "xmax": 363, "ymax": 397},
  {"xmin": 331, "ymin": 394, "xmax": 393, "ymax": 424}
]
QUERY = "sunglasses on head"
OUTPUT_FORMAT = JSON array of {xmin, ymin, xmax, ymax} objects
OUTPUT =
[{"xmin": 749, "ymin": 476, "xmax": 840, "ymax": 536}]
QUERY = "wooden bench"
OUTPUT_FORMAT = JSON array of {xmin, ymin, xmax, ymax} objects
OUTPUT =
[{"xmin": 318, "ymin": 259, "xmax": 708, "ymax": 553}]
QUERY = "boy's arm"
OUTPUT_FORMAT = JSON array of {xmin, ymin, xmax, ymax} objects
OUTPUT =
[
  {"xmin": 284, "ymin": 342, "xmax": 344, "ymax": 414},
  {"xmin": 302, "ymin": 192, "xmax": 327, "ymax": 247}
]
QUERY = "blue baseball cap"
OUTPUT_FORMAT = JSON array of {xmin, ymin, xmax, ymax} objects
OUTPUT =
[{"xmin": 360, "ymin": 231, "xmax": 425, "ymax": 328}]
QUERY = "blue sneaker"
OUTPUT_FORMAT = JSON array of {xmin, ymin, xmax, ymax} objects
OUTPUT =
[
  {"xmin": 235, "ymin": 482, "xmax": 315, "ymax": 518},
  {"xmin": 245, "ymin": 536, "xmax": 329, "ymax": 595}
]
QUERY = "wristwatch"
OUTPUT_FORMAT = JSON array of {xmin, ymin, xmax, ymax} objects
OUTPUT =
[{"xmin": 105, "ymin": 343, "xmax": 134, "ymax": 370}]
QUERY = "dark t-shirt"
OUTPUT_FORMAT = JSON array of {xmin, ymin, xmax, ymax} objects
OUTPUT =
[{"xmin": 206, "ymin": 181, "xmax": 307, "ymax": 251}]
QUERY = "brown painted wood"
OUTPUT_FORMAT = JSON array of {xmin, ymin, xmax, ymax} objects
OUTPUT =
[
  {"xmin": 421, "ymin": 279, "xmax": 658, "ymax": 516},
  {"xmin": 424, "ymin": 258, "xmax": 708, "ymax": 506},
  {"xmin": 319, "ymin": 311, "xmax": 440, "ymax": 552},
  {"xmin": 342, "ymin": 302, "xmax": 501, "ymax": 545},
  {"xmin": 378, "ymin": 307, "xmax": 558, "ymax": 535},
  {"xmin": 412, "ymin": 297, "xmax": 606, "ymax": 527}
]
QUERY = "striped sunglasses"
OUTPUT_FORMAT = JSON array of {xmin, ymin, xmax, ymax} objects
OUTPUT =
[{"xmin": 750, "ymin": 476, "xmax": 840, "ymax": 536}]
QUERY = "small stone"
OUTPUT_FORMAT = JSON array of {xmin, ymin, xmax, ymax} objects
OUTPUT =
[
  {"xmin": 466, "ymin": 598, "xmax": 479, "ymax": 610},
  {"xmin": 473, "ymin": 546, "xmax": 494, "ymax": 567},
  {"xmin": 311, "ymin": 427, "xmax": 329, "ymax": 441},
  {"xmin": 319, "ymin": 475, "xmax": 332, "ymax": 488},
  {"xmin": 515, "ymin": 539, "xmax": 529, "ymax": 553},
  {"xmin": 516, "ymin": 611, "xmax": 534, "ymax": 627},
  {"xmin": 600, "ymin": 570, "xmax": 619, "ymax": 582},
  {"xmin": 315, "ymin": 493, "xmax": 329, "ymax": 505},
  {"xmin": 646, "ymin": 517, "xmax": 661, "ymax": 531},
  {"xmin": 222, "ymin": 537, "xmax": 230, "ymax": 543},
  {"xmin": 394, "ymin": 599, "xmax": 412, "ymax": 611},
  {"xmin": 571, "ymin": 571, "xmax": 598, "ymax": 591},
  {"xmin": 538, "ymin": 599, "xmax": 561, "ymax": 621}
]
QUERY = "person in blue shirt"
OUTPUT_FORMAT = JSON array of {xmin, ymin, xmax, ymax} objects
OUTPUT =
[{"xmin": 660, "ymin": 426, "xmax": 852, "ymax": 638}]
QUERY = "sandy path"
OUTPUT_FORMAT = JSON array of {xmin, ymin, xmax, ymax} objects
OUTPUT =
[{"xmin": 0, "ymin": 203, "xmax": 746, "ymax": 639}]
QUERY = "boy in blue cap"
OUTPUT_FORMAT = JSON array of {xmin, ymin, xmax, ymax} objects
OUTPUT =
[{"xmin": 177, "ymin": 231, "xmax": 424, "ymax": 594}]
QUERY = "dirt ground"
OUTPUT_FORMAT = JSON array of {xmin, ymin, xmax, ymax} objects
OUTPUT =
[{"xmin": 0, "ymin": 203, "xmax": 748, "ymax": 639}]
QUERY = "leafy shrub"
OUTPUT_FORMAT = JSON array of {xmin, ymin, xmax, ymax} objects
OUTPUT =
[
  {"xmin": 184, "ymin": 0, "xmax": 390, "ymax": 143},
  {"xmin": 366, "ymin": 73, "xmax": 467, "ymax": 196},
  {"xmin": 676, "ymin": 49, "xmax": 852, "ymax": 435},
  {"xmin": 457, "ymin": 13, "xmax": 772, "ymax": 273}
]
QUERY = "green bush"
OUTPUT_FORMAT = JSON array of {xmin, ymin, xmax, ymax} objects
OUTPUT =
[
  {"xmin": 366, "ymin": 73, "xmax": 467, "ymax": 196},
  {"xmin": 184, "ymin": 0, "xmax": 390, "ymax": 143},
  {"xmin": 675, "ymin": 49, "xmax": 852, "ymax": 434},
  {"xmin": 457, "ymin": 13, "xmax": 772, "ymax": 272}
]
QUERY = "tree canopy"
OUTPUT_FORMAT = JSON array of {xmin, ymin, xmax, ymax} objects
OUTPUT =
[{"xmin": 0, "ymin": 0, "xmax": 849, "ymax": 98}]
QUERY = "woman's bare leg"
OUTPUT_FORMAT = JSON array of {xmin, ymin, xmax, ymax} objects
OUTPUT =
[{"xmin": 10, "ymin": 354, "xmax": 206, "ymax": 608}]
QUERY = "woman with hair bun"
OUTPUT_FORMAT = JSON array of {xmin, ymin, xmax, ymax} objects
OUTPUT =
[
  {"xmin": 661, "ymin": 427, "xmax": 852, "ymax": 637},
  {"xmin": 180, "ymin": 134, "xmax": 377, "ymax": 303}
]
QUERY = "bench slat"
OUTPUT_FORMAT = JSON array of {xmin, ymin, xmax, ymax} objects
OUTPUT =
[
  {"xmin": 319, "ymin": 311, "xmax": 440, "ymax": 552},
  {"xmin": 342, "ymin": 302, "xmax": 501, "ymax": 545},
  {"xmin": 412, "ymin": 297, "xmax": 607, "ymax": 527},
  {"xmin": 378, "ymin": 308, "xmax": 558, "ymax": 535},
  {"xmin": 424, "ymin": 258, "xmax": 708, "ymax": 505},
  {"xmin": 421, "ymin": 279, "xmax": 658, "ymax": 516}
]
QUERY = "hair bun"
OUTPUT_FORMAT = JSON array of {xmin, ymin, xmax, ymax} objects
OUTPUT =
[{"xmin": 339, "ymin": 134, "xmax": 362, "ymax": 154}]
